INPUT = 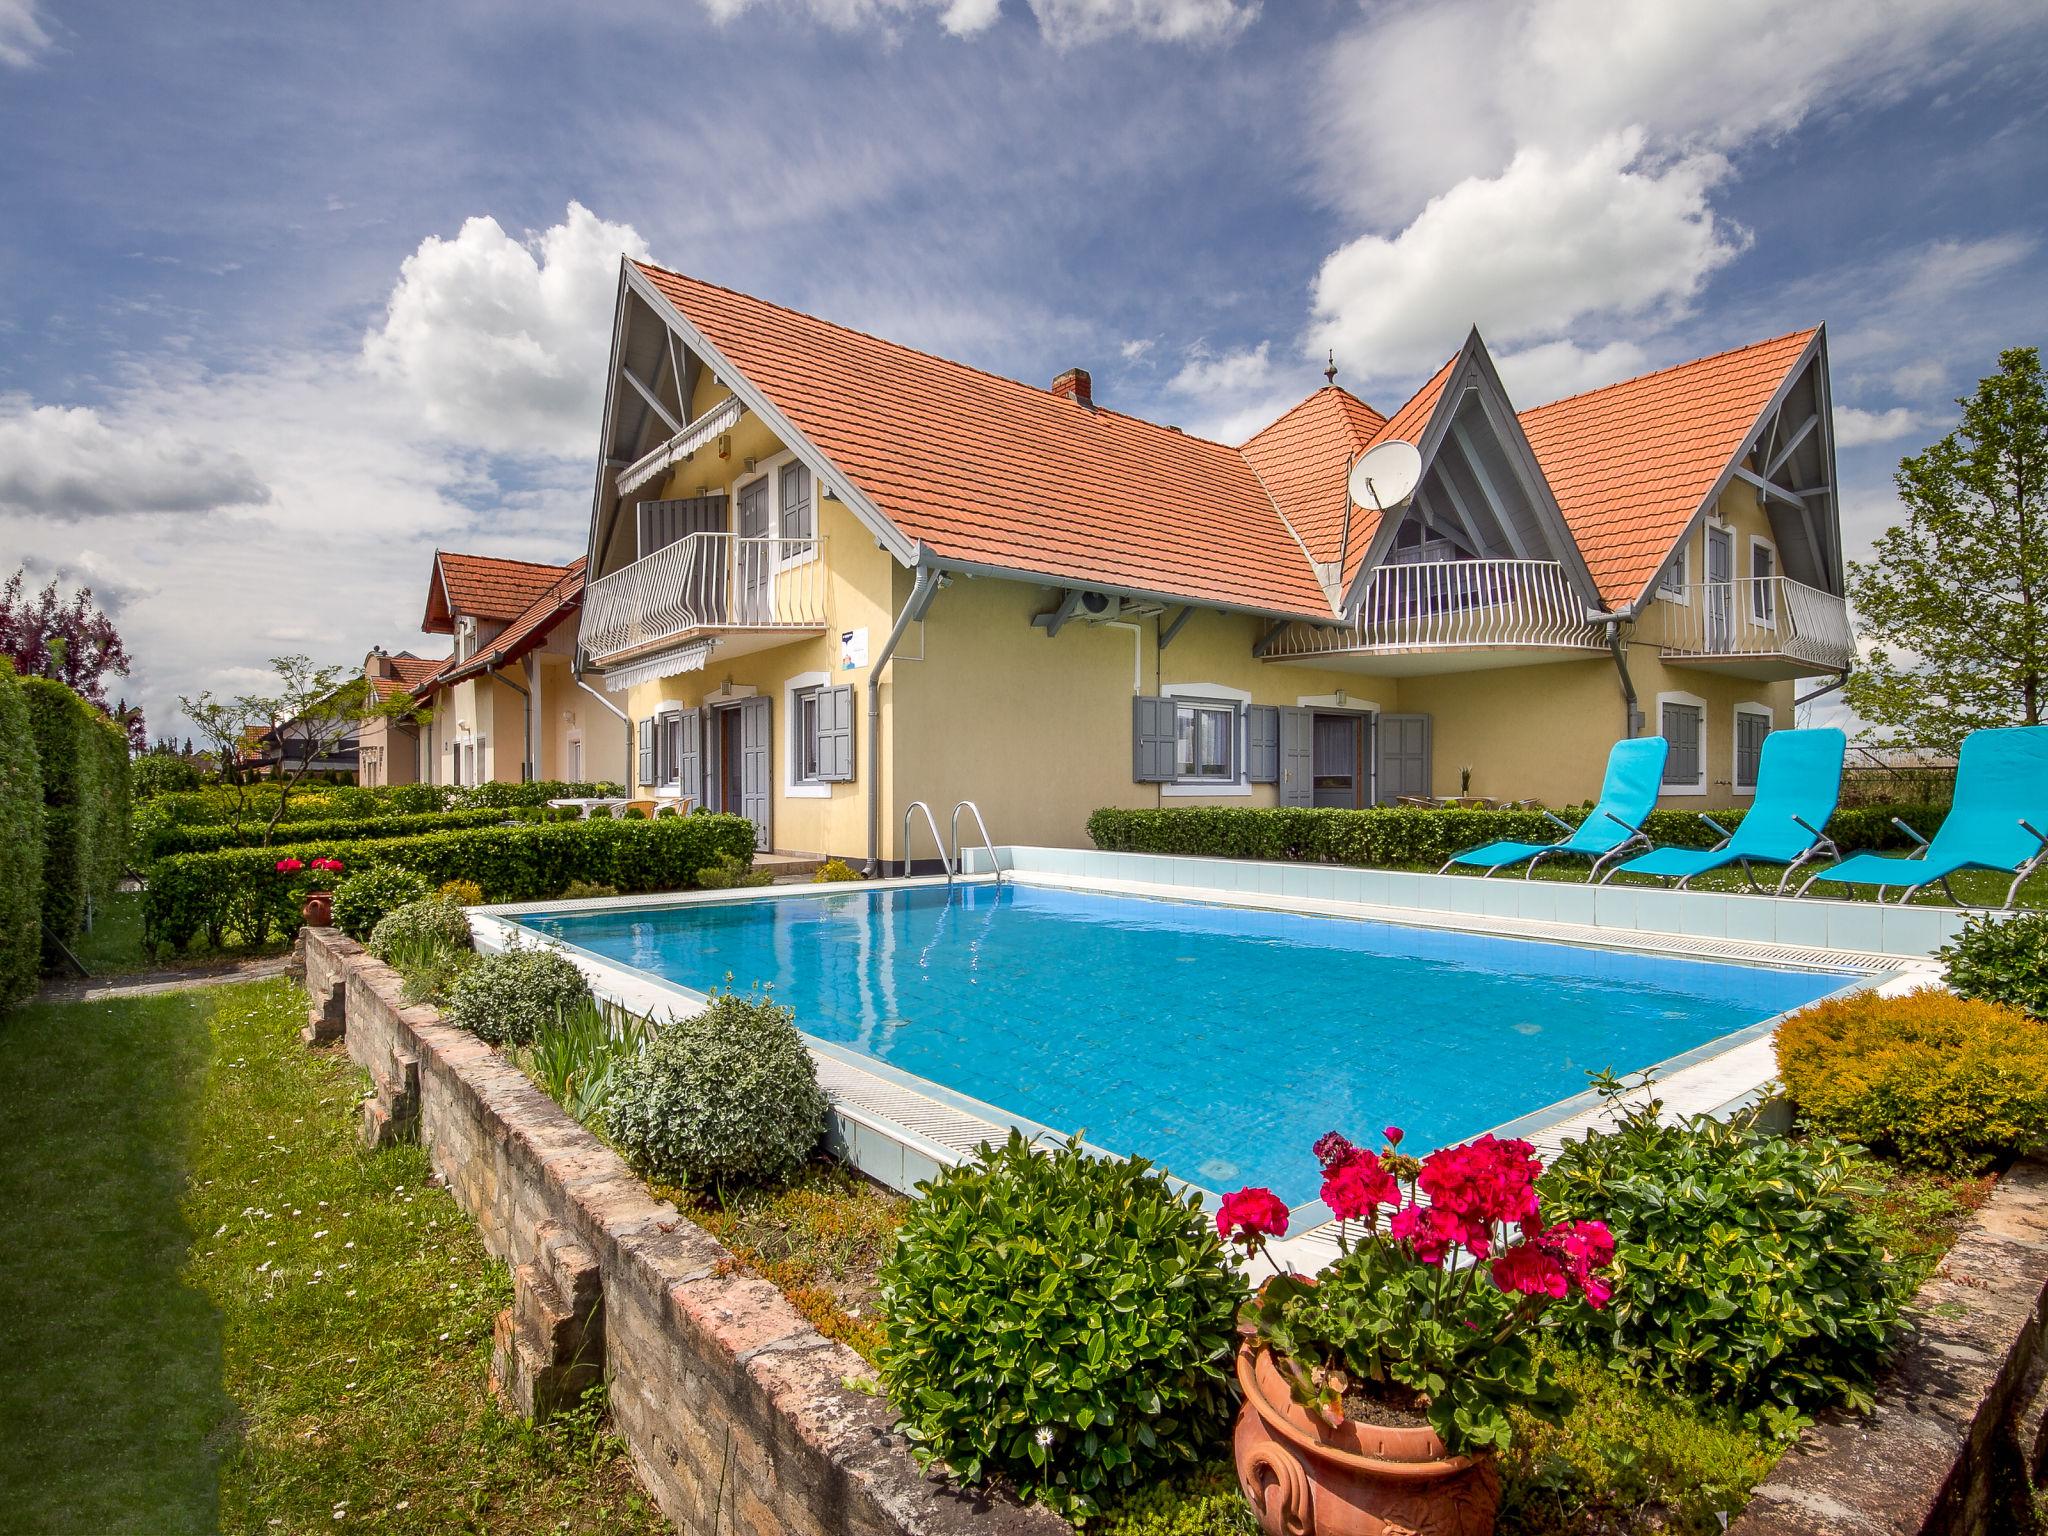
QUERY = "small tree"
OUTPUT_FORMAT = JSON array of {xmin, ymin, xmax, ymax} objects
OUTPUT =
[
  {"xmin": 0, "ymin": 571, "xmax": 135, "ymax": 712},
  {"xmin": 1846, "ymin": 347, "xmax": 2046, "ymax": 750},
  {"xmin": 179, "ymin": 690, "xmax": 265, "ymax": 830}
]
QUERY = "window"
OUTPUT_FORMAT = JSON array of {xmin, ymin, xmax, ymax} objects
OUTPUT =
[
  {"xmin": 1659, "ymin": 539, "xmax": 1689, "ymax": 600},
  {"xmin": 1734, "ymin": 706, "xmax": 1772, "ymax": 794},
  {"xmin": 658, "ymin": 713, "xmax": 685, "ymax": 787},
  {"xmin": 778, "ymin": 461, "xmax": 813, "ymax": 544},
  {"xmin": 1175, "ymin": 700, "xmax": 1236, "ymax": 780},
  {"xmin": 1658, "ymin": 694, "xmax": 1706, "ymax": 795},
  {"xmin": 1749, "ymin": 538, "xmax": 1778, "ymax": 625},
  {"xmin": 454, "ymin": 617, "xmax": 477, "ymax": 662},
  {"xmin": 794, "ymin": 686, "xmax": 824, "ymax": 784}
]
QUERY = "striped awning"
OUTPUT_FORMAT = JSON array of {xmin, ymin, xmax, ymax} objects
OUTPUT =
[{"xmin": 615, "ymin": 396, "xmax": 746, "ymax": 498}]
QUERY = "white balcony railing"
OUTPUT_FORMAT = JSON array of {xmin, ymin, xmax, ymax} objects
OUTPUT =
[
  {"xmin": 1650, "ymin": 576, "xmax": 1853, "ymax": 672},
  {"xmin": 1265, "ymin": 559, "xmax": 1608, "ymax": 661},
  {"xmin": 580, "ymin": 533, "xmax": 827, "ymax": 662}
]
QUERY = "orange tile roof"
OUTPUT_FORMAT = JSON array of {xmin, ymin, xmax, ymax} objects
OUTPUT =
[
  {"xmin": 427, "ymin": 551, "xmax": 579, "ymax": 631},
  {"xmin": 637, "ymin": 262, "xmax": 1335, "ymax": 617},
  {"xmin": 430, "ymin": 561, "xmax": 585, "ymax": 689},
  {"xmin": 1339, "ymin": 354, "xmax": 1459, "ymax": 585},
  {"xmin": 369, "ymin": 652, "xmax": 446, "ymax": 700},
  {"xmin": 1240, "ymin": 387, "xmax": 1387, "ymax": 567},
  {"xmin": 1518, "ymin": 329, "xmax": 1817, "ymax": 606}
]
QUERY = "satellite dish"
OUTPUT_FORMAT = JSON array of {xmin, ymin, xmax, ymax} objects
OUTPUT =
[{"xmin": 1348, "ymin": 439, "xmax": 1422, "ymax": 513}]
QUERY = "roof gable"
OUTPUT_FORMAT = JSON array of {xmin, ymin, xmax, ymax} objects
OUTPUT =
[
  {"xmin": 428, "ymin": 560, "xmax": 586, "ymax": 688},
  {"xmin": 425, "ymin": 551, "xmax": 577, "ymax": 632},
  {"xmin": 1239, "ymin": 386, "xmax": 1387, "ymax": 571}
]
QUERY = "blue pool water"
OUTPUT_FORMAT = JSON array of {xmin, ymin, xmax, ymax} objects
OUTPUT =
[{"xmin": 517, "ymin": 884, "xmax": 1853, "ymax": 1206}]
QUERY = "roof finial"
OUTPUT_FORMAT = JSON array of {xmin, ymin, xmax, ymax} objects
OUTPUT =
[{"xmin": 1324, "ymin": 349, "xmax": 1338, "ymax": 386}]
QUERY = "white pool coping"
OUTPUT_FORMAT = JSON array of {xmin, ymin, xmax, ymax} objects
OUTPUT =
[{"xmin": 471, "ymin": 846, "xmax": 1953, "ymax": 1267}]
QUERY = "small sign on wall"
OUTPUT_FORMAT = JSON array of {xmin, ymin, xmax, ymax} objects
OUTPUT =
[{"xmin": 838, "ymin": 628, "xmax": 869, "ymax": 669}]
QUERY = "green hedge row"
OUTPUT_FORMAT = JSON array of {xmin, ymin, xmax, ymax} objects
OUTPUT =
[
  {"xmin": 143, "ymin": 813, "xmax": 758, "ymax": 952},
  {"xmin": 21, "ymin": 677, "xmax": 130, "ymax": 968},
  {"xmin": 137, "ymin": 806, "xmax": 513, "ymax": 862},
  {"xmin": 0, "ymin": 661, "xmax": 46, "ymax": 1007},
  {"xmin": 1084, "ymin": 803, "xmax": 1948, "ymax": 869}
]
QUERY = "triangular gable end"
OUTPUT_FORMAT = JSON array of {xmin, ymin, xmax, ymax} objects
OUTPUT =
[
  {"xmin": 423, "ymin": 554, "xmax": 457, "ymax": 634},
  {"xmin": 1342, "ymin": 331, "xmax": 1603, "ymax": 614}
]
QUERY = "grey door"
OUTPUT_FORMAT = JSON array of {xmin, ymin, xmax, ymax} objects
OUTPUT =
[
  {"xmin": 1375, "ymin": 714, "xmax": 1432, "ymax": 804},
  {"xmin": 1278, "ymin": 707, "xmax": 1314, "ymax": 808},
  {"xmin": 1705, "ymin": 524, "xmax": 1733, "ymax": 653},
  {"xmin": 738, "ymin": 695, "xmax": 772, "ymax": 850},
  {"xmin": 735, "ymin": 478, "xmax": 772, "ymax": 624}
]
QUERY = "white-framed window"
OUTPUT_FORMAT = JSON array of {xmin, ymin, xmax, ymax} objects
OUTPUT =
[
  {"xmin": 1733, "ymin": 703, "xmax": 1773, "ymax": 797},
  {"xmin": 1658, "ymin": 535, "xmax": 1690, "ymax": 602},
  {"xmin": 1656, "ymin": 691, "xmax": 1708, "ymax": 797},
  {"xmin": 1160, "ymin": 681, "xmax": 1253, "ymax": 797},
  {"xmin": 454, "ymin": 616, "xmax": 478, "ymax": 662},
  {"xmin": 783, "ymin": 671, "xmax": 831, "ymax": 798},
  {"xmin": 1748, "ymin": 536, "xmax": 1778, "ymax": 627},
  {"xmin": 652, "ymin": 701, "xmax": 686, "ymax": 791}
]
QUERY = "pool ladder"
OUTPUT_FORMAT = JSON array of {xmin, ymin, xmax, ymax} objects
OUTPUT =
[{"xmin": 900, "ymin": 799, "xmax": 1004, "ymax": 885}]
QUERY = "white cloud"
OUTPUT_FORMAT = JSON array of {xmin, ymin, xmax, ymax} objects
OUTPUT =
[
  {"xmin": 1895, "ymin": 234, "xmax": 2037, "ymax": 299},
  {"xmin": 1491, "ymin": 339, "xmax": 1650, "ymax": 408},
  {"xmin": 1309, "ymin": 134, "xmax": 1743, "ymax": 380},
  {"xmin": 0, "ymin": 0, "xmax": 50, "ymax": 68},
  {"xmin": 699, "ymin": 0, "xmax": 1001, "ymax": 34},
  {"xmin": 362, "ymin": 202, "xmax": 649, "ymax": 459},
  {"xmin": 0, "ymin": 400, "xmax": 270, "ymax": 517},
  {"xmin": 1833, "ymin": 405, "xmax": 1924, "ymax": 449},
  {"xmin": 1161, "ymin": 340, "xmax": 1304, "ymax": 442},
  {"xmin": 1027, "ymin": 0, "xmax": 1256, "ymax": 47},
  {"xmin": 1888, "ymin": 360, "xmax": 1946, "ymax": 396}
]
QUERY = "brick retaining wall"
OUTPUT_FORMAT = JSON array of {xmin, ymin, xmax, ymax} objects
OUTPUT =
[{"xmin": 300, "ymin": 926, "xmax": 1065, "ymax": 1536}]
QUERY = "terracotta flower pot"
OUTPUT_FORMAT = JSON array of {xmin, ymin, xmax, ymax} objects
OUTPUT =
[
  {"xmin": 301, "ymin": 891, "xmax": 334, "ymax": 928},
  {"xmin": 1232, "ymin": 1344, "xmax": 1500, "ymax": 1536}
]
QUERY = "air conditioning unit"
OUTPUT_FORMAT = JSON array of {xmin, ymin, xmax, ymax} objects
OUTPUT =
[{"xmin": 1078, "ymin": 590, "xmax": 1121, "ymax": 621}]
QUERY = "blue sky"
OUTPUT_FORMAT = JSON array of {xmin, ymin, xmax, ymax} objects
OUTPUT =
[{"xmin": 2, "ymin": 0, "xmax": 2045, "ymax": 738}]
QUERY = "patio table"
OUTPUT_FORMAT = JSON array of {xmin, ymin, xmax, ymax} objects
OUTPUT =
[{"xmin": 546, "ymin": 797, "xmax": 630, "ymax": 819}]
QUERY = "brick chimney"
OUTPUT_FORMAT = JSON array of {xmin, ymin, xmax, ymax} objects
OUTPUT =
[{"xmin": 1051, "ymin": 367, "xmax": 1093, "ymax": 408}]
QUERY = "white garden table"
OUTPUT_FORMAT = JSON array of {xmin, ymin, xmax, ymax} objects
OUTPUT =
[{"xmin": 547, "ymin": 797, "xmax": 630, "ymax": 819}]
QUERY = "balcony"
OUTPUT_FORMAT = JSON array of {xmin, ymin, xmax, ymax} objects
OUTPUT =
[
  {"xmin": 1647, "ymin": 576, "xmax": 1854, "ymax": 680},
  {"xmin": 1262, "ymin": 559, "xmax": 1610, "ymax": 675},
  {"xmin": 580, "ymin": 533, "xmax": 828, "ymax": 670}
]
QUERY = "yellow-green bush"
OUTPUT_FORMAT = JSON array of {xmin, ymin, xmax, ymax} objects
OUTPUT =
[{"xmin": 1776, "ymin": 987, "xmax": 2048, "ymax": 1172}]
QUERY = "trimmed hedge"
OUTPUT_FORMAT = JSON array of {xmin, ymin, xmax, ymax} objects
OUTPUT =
[
  {"xmin": 20, "ymin": 677, "xmax": 129, "ymax": 967},
  {"xmin": 137, "ymin": 806, "xmax": 510, "ymax": 862},
  {"xmin": 1084, "ymin": 803, "xmax": 1946, "ymax": 870},
  {"xmin": 0, "ymin": 660, "xmax": 45, "ymax": 1008},
  {"xmin": 143, "ymin": 813, "xmax": 757, "ymax": 952}
]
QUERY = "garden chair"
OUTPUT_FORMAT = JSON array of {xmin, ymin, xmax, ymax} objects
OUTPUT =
[
  {"xmin": 1797, "ymin": 724, "xmax": 2048, "ymax": 907},
  {"xmin": 1439, "ymin": 736, "xmax": 1668, "ymax": 881},
  {"xmin": 1603, "ymin": 727, "xmax": 1844, "ymax": 893}
]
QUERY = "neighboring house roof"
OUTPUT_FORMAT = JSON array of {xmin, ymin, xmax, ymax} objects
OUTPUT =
[
  {"xmin": 1240, "ymin": 387, "xmax": 1387, "ymax": 569},
  {"xmin": 368, "ymin": 651, "xmax": 447, "ymax": 701},
  {"xmin": 634, "ymin": 262, "xmax": 1334, "ymax": 618},
  {"xmin": 425, "ymin": 560, "xmax": 586, "ymax": 691},
  {"xmin": 425, "ymin": 551, "xmax": 578, "ymax": 632},
  {"xmin": 1519, "ymin": 329, "xmax": 1819, "ymax": 606}
]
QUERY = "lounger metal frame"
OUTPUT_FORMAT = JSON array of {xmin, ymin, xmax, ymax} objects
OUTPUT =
[
  {"xmin": 1438, "ymin": 808, "xmax": 1651, "ymax": 883},
  {"xmin": 1796, "ymin": 815, "xmax": 2048, "ymax": 908},
  {"xmin": 1598, "ymin": 812, "xmax": 1838, "ymax": 895}
]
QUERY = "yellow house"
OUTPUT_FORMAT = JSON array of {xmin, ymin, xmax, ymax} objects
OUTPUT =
[
  {"xmin": 574, "ymin": 258, "xmax": 1854, "ymax": 870},
  {"xmin": 357, "ymin": 649, "xmax": 446, "ymax": 786},
  {"xmin": 399, "ymin": 552, "xmax": 630, "ymax": 788}
]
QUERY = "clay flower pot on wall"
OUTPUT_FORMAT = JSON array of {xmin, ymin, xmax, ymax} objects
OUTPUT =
[
  {"xmin": 301, "ymin": 891, "xmax": 334, "ymax": 928},
  {"xmin": 1232, "ymin": 1345, "xmax": 1500, "ymax": 1536}
]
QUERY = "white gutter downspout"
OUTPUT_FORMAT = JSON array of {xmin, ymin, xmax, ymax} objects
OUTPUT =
[
  {"xmin": 573, "ymin": 667, "xmax": 632, "ymax": 792},
  {"xmin": 866, "ymin": 565, "xmax": 944, "ymax": 877}
]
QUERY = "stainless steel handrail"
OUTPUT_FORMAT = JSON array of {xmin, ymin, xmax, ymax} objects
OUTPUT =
[
  {"xmin": 902, "ymin": 800, "xmax": 953, "ymax": 883},
  {"xmin": 949, "ymin": 800, "xmax": 1002, "ymax": 885}
]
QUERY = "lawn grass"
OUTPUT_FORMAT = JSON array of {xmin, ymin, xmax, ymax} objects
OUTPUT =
[
  {"xmin": 70, "ymin": 887, "xmax": 289, "ymax": 978},
  {"xmin": 0, "ymin": 978, "xmax": 666, "ymax": 1536}
]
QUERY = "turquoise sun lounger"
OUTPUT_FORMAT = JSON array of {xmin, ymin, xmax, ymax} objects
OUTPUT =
[
  {"xmin": 1798, "ymin": 725, "xmax": 2048, "ymax": 906},
  {"xmin": 1440, "ymin": 736, "xmax": 1669, "ymax": 880},
  {"xmin": 1604, "ymin": 727, "xmax": 1845, "ymax": 894}
]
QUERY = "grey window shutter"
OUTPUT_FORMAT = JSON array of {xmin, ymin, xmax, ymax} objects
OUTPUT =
[
  {"xmin": 1736, "ymin": 712, "xmax": 1768, "ymax": 788},
  {"xmin": 1278, "ymin": 707, "xmax": 1315, "ymax": 807},
  {"xmin": 739, "ymin": 696, "xmax": 772, "ymax": 850},
  {"xmin": 817, "ymin": 684, "xmax": 856, "ymax": 782},
  {"xmin": 701, "ymin": 707, "xmax": 721, "ymax": 814},
  {"xmin": 1131, "ymin": 697, "xmax": 1176, "ymax": 782},
  {"xmin": 637, "ymin": 718, "xmax": 656, "ymax": 789},
  {"xmin": 1247, "ymin": 705, "xmax": 1280, "ymax": 783},
  {"xmin": 1662, "ymin": 704, "xmax": 1702, "ymax": 784},
  {"xmin": 677, "ymin": 708, "xmax": 702, "ymax": 804},
  {"xmin": 1374, "ymin": 714, "xmax": 1432, "ymax": 804}
]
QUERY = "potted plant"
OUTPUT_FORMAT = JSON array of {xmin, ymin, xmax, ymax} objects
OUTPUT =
[
  {"xmin": 1218, "ymin": 1129, "xmax": 1612, "ymax": 1536},
  {"xmin": 278, "ymin": 856, "xmax": 346, "ymax": 928}
]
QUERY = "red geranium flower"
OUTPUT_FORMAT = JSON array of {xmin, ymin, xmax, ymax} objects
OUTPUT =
[
  {"xmin": 1388, "ymin": 1202, "xmax": 1478, "ymax": 1266},
  {"xmin": 274, "ymin": 857, "xmax": 303, "ymax": 873},
  {"xmin": 1216, "ymin": 1186, "xmax": 1290, "ymax": 1248},
  {"xmin": 309, "ymin": 857, "xmax": 345, "ymax": 873},
  {"xmin": 1491, "ymin": 1241, "xmax": 1569, "ymax": 1299},
  {"xmin": 1311, "ymin": 1131, "xmax": 1357, "ymax": 1173},
  {"xmin": 1531, "ymin": 1218, "xmax": 1616, "ymax": 1308},
  {"xmin": 1320, "ymin": 1148, "xmax": 1399, "ymax": 1224},
  {"xmin": 1382, "ymin": 1126, "xmax": 1404, "ymax": 1147},
  {"xmin": 1417, "ymin": 1133, "xmax": 1542, "ymax": 1239}
]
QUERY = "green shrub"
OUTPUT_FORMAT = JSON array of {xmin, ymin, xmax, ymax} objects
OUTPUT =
[
  {"xmin": 388, "ymin": 937, "xmax": 476, "ymax": 1007},
  {"xmin": 382, "ymin": 782, "xmax": 447, "ymax": 814},
  {"xmin": 695, "ymin": 850, "xmax": 771, "ymax": 890},
  {"xmin": 1940, "ymin": 912, "xmax": 2048, "ymax": 1019},
  {"xmin": 331, "ymin": 866, "xmax": 433, "ymax": 941},
  {"xmin": 20, "ymin": 678, "xmax": 128, "ymax": 967},
  {"xmin": 812, "ymin": 858, "xmax": 863, "ymax": 883},
  {"xmin": 0, "ymin": 660, "xmax": 44, "ymax": 1008},
  {"xmin": 606, "ymin": 987, "xmax": 826, "ymax": 1188},
  {"xmin": 446, "ymin": 779, "xmax": 623, "ymax": 811},
  {"xmin": 1089, "ymin": 1467, "xmax": 1259, "ymax": 1536},
  {"xmin": 559, "ymin": 879, "xmax": 619, "ymax": 901},
  {"xmin": 129, "ymin": 754, "xmax": 200, "ymax": 798},
  {"xmin": 516, "ymin": 998, "xmax": 654, "ymax": 1129},
  {"xmin": 1084, "ymin": 803, "xmax": 1945, "ymax": 870},
  {"xmin": 142, "ymin": 814, "xmax": 756, "ymax": 952},
  {"xmin": 447, "ymin": 945, "xmax": 592, "ymax": 1047},
  {"xmin": 137, "ymin": 806, "xmax": 507, "ymax": 862},
  {"xmin": 366, "ymin": 897, "xmax": 474, "ymax": 961},
  {"xmin": 1540, "ymin": 1076, "xmax": 1904, "ymax": 1423},
  {"xmin": 1776, "ymin": 987, "xmax": 2048, "ymax": 1172},
  {"xmin": 878, "ymin": 1132, "xmax": 1244, "ymax": 1518}
]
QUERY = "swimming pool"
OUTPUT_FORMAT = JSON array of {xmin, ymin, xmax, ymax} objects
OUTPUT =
[{"xmin": 515, "ymin": 883, "xmax": 1855, "ymax": 1207}]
